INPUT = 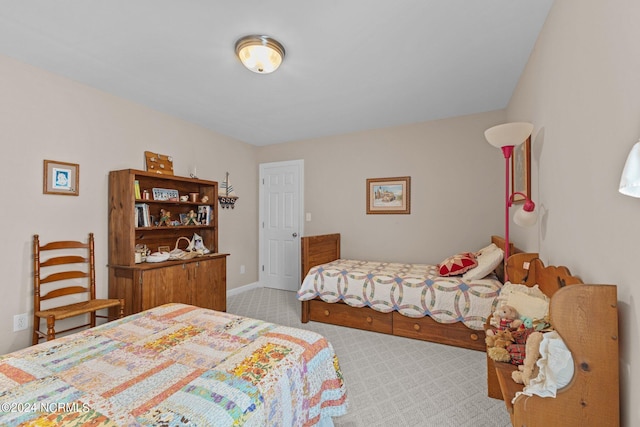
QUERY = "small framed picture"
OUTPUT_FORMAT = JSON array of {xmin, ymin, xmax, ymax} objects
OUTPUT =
[
  {"xmin": 43, "ymin": 160, "xmax": 79, "ymax": 196},
  {"xmin": 366, "ymin": 176, "xmax": 411, "ymax": 214}
]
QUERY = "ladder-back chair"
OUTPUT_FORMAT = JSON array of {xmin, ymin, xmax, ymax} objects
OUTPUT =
[{"xmin": 33, "ymin": 233, "xmax": 124, "ymax": 344}]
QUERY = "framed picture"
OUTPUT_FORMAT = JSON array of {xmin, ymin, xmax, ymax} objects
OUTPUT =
[
  {"xmin": 511, "ymin": 136, "xmax": 531, "ymax": 203},
  {"xmin": 366, "ymin": 176, "xmax": 411, "ymax": 214},
  {"xmin": 43, "ymin": 160, "xmax": 79, "ymax": 196}
]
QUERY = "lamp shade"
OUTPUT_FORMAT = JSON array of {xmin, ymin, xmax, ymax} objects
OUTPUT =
[
  {"xmin": 235, "ymin": 35, "xmax": 285, "ymax": 74},
  {"xmin": 484, "ymin": 122, "xmax": 534, "ymax": 148},
  {"xmin": 619, "ymin": 141, "xmax": 640, "ymax": 198},
  {"xmin": 513, "ymin": 206, "xmax": 537, "ymax": 227}
]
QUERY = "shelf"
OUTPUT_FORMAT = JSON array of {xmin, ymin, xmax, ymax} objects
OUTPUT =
[
  {"xmin": 109, "ymin": 169, "xmax": 219, "ymax": 267},
  {"xmin": 135, "ymin": 199, "xmax": 212, "ymax": 206},
  {"xmin": 135, "ymin": 225, "xmax": 215, "ymax": 231}
]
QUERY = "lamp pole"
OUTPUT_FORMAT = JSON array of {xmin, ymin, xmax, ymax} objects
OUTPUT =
[{"xmin": 500, "ymin": 145, "xmax": 514, "ymax": 281}]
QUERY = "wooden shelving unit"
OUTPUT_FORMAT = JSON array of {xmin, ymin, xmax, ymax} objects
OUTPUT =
[{"xmin": 108, "ymin": 169, "xmax": 227, "ymax": 316}]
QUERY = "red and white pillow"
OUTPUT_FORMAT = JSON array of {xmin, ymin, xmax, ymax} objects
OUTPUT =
[{"xmin": 437, "ymin": 252, "xmax": 478, "ymax": 276}]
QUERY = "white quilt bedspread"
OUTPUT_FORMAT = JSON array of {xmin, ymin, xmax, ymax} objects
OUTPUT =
[{"xmin": 297, "ymin": 259, "xmax": 503, "ymax": 330}]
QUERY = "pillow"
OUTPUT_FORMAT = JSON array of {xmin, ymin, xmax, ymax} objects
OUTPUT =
[
  {"xmin": 491, "ymin": 282, "xmax": 549, "ymax": 328},
  {"xmin": 507, "ymin": 290, "xmax": 549, "ymax": 321},
  {"xmin": 437, "ymin": 252, "xmax": 478, "ymax": 276},
  {"xmin": 518, "ymin": 331, "xmax": 574, "ymax": 399},
  {"xmin": 462, "ymin": 243, "xmax": 504, "ymax": 280}
]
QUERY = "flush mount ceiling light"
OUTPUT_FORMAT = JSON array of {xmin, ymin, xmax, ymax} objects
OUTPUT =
[{"xmin": 235, "ymin": 35, "xmax": 285, "ymax": 74}]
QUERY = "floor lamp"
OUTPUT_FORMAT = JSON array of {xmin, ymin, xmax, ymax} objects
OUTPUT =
[{"xmin": 484, "ymin": 122, "xmax": 537, "ymax": 281}]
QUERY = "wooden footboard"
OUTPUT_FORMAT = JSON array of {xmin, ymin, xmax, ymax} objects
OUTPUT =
[
  {"xmin": 300, "ymin": 234, "xmax": 341, "ymax": 324},
  {"xmin": 299, "ymin": 233, "xmax": 511, "ymax": 351}
]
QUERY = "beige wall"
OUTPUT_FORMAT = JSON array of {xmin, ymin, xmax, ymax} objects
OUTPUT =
[
  {"xmin": 507, "ymin": 1, "xmax": 640, "ymax": 425},
  {"xmin": 0, "ymin": 54, "xmax": 258, "ymax": 353},
  {"xmin": 257, "ymin": 111, "xmax": 506, "ymax": 264}
]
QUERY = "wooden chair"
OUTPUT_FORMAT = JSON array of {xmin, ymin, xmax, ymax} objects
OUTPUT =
[{"xmin": 33, "ymin": 233, "xmax": 124, "ymax": 344}]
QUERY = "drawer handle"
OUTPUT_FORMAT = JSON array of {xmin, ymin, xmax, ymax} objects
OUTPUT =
[
  {"xmin": 366, "ymin": 316, "xmax": 373, "ymax": 323},
  {"xmin": 470, "ymin": 333, "xmax": 479, "ymax": 341},
  {"xmin": 413, "ymin": 323, "xmax": 421, "ymax": 331},
  {"xmin": 324, "ymin": 310, "xmax": 330, "ymax": 316}
]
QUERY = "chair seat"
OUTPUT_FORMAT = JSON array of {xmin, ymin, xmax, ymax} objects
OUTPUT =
[{"xmin": 36, "ymin": 299, "xmax": 122, "ymax": 320}]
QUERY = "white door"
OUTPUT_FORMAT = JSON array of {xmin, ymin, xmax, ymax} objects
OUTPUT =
[{"xmin": 259, "ymin": 160, "xmax": 304, "ymax": 291}]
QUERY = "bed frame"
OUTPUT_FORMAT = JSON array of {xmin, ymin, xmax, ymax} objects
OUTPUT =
[
  {"xmin": 488, "ymin": 253, "xmax": 619, "ymax": 426},
  {"xmin": 300, "ymin": 233, "xmax": 536, "ymax": 351}
]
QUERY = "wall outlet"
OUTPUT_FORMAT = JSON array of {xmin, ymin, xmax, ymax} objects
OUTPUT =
[
  {"xmin": 14, "ymin": 313, "xmax": 28, "ymax": 332},
  {"xmin": 240, "ymin": 265, "xmax": 246, "ymax": 274}
]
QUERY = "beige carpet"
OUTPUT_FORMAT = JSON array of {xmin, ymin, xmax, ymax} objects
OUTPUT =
[{"xmin": 227, "ymin": 287, "xmax": 511, "ymax": 427}]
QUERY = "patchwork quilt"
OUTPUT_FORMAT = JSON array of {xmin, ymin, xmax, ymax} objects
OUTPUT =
[
  {"xmin": 298, "ymin": 259, "xmax": 502, "ymax": 330},
  {"xmin": 0, "ymin": 304, "xmax": 347, "ymax": 426}
]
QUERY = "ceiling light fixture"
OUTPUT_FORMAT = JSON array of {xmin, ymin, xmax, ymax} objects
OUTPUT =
[{"xmin": 235, "ymin": 35, "xmax": 285, "ymax": 74}]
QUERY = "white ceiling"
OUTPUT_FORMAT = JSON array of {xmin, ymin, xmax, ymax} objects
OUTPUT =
[{"xmin": 0, "ymin": 1, "xmax": 553, "ymax": 146}]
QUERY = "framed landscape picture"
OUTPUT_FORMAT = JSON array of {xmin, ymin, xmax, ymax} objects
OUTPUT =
[{"xmin": 366, "ymin": 176, "xmax": 411, "ymax": 214}]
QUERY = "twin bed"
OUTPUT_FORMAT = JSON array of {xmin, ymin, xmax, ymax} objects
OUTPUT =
[
  {"xmin": 298, "ymin": 233, "xmax": 518, "ymax": 351},
  {"xmin": 298, "ymin": 233, "xmax": 620, "ymax": 426},
  {"xmin": 0, "ymin": 303, "xmax": 347, "ymax": 426}
]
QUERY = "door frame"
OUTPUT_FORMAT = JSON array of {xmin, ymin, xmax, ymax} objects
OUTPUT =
[{"xmin": 258, "ymin": 159, "xmax": 304, "ymax": 288}]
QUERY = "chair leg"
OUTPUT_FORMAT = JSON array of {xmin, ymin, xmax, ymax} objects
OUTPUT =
[
  {"xmin": 32, "ymin": 317, "xmax": 40, "ymax": 345},
  {"xmin": 119, "ymin": 299, "xmax": 125, "ymax": 319},
  {"xmin": 46, "ymin": 315, "xmax": 56, "ymax": 341},
  {"xmin": 90, "ymin": 311, "xmax": 96, "ymax": 328}
]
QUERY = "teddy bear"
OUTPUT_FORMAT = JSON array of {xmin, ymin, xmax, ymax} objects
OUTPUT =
[
  {"xmin": 492, "ymin": 304, "xmax": 524, "ymax": 330},
  {"xmin": 485, "ymin": 329, "xmax": 515, "ymax": 363},
  {"xmin": 511, "ymin": 331, "xmax": 544, "ymax": 385}
]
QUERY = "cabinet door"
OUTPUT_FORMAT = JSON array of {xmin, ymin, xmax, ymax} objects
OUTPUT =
[
  {"xmin": 193, "ymin": 258, "xmax": 226, "ymax": 311},
  {"xmin": 141, "ymin": 264, "xmax": 192, "ymax": 310}
]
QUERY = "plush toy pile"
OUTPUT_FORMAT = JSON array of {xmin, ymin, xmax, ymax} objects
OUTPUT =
[
  {"xmin": 485, "ymin": 303, "xmax": 549, "ymax": 367},
  {"xmin": 511, "ymin": 331, "xmax": 544, "ymax": 385}
]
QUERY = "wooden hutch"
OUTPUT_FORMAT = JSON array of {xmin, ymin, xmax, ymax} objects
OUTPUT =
[{"xmin": 108, "ymin": 169, "xmax": 228, "ymax": 316}]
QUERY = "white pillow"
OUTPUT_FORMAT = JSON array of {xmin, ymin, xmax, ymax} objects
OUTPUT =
[
  {"xmin": 506, "ymin": 291, "xmax": 549, "ymax": 321},
  {"xmin": 462, "ymin": 243, "xmax": 504, "ymax": 280},
  {"xmin": 491, "ymin": 282, "xmax": 549, "ymax": 328},
  {"xmin": 516, "ymin": 331, "xmax": 574, "ymax": 400}
]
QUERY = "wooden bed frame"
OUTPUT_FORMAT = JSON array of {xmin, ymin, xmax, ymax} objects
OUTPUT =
[
  {"xmin": 488, "ymin": 253, "xmax": 619, "ymax": 426},
  {"xmin": 300, "ymin": 233, "xmax": 536, "ymax": 351}
]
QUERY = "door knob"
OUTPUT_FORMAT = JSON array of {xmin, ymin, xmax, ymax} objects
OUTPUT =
[{"xmin": 292, "ymin": 232, "xmax": 298, "ymax": 237}]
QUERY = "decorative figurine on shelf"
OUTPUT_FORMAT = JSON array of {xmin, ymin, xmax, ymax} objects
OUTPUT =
[
  {"xmin": 186, "ymin": 232, "xmax": 210, "ymax": 255},
  {"xmin": 158, "ymin": 209, "xmax": 172, "ymax": 226},
  {"xmin": 201, "ymin": 195, "xmax": 209, "ymax": 203},
  {"xmin": 184, "ymin": 210, "xmax": 201, "ymax": 225}
]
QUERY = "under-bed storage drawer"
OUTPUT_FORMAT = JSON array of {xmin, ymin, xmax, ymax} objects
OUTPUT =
[
  {"xmin": 308, "ymin": 300, "xmax": 392, "ymax": 334},
  {"xmin": 392, "ymin": 312, "xmax": 485, "ymax": 351}
]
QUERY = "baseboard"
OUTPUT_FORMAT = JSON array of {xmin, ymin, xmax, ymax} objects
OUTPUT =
[{"xmin": 226, "ymin": 281, "xmax": 261, "ymax": 297}]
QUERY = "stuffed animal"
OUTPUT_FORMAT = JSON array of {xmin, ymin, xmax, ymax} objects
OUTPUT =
[
  {"xmin": 488, "ymin": 347, "xmax": 512, "ymax": 363},
  {"xmin": 486, "ymin": 329, "xmax": 515, "ymax": 362},
  {"xmin": 511, "ymin": 331, "xmax": 544, "ymax": 385},
  {"xmin": 492, "ymin": 305, "xmax": 523, "ymax": 330},
  {"xmin": 485, "ymin": 328, "xmax": 514, "ymax": 348}
]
